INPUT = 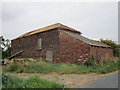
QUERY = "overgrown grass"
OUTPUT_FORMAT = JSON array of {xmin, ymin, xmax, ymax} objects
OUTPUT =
[
  {"xmin": 2, "ymin": 73, "xmax": 64, "ymax": 88},
  {"xmin": 3, "ymin": 59, "xmax": 120, "ymax": 74}
]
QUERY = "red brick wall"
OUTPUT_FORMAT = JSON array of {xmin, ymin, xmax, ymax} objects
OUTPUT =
[
  {"xmin": 58, "ymin": 30, "xmax": 90, "ymax": 64},
  {"xmin": 11, "ymin": 29, "xmax": 113, "ymax": 63},
  {"xmin": 11, "ymin": 29, "xmax": 60, "ymax": 60},
  {"xmin": 90, "ymin": 46, "xmax": 113, "ymax": 61}
]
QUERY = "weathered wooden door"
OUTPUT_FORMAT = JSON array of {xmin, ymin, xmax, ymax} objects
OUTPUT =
[{"xmin": 46, "ymin": 51, "xmax": 53, "ymax": 62}]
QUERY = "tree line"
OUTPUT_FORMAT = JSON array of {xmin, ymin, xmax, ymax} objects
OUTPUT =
[
  {"xmin": 100, "ymin": 38, "xmax": 120, "ymax": 57},
  {"xmin": 0, "ymin": 36, "xmax": 11, "ymax": 59}
]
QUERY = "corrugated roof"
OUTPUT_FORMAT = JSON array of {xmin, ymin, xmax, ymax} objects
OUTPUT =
[
  {"xmin": 94, "ymin": 41, "xmax": 111, "ymax": 48},
  {"xmin": 63, "ymin": 31, "xmax": 110, "ymax": 48},
  {"xmin": 13, "ymin": 23, "xmax": 81, "ymax": 40}
]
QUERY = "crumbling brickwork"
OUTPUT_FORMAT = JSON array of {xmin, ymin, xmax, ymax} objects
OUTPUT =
[
  {"xmin": 11, "ymin": 23, "xmax": 113, "ymax": 64},
  {"xmin": 11, "ymin": 29, "xmax": 60, "ymax": 61},
  {"xmin": 57, "ymin": 30, "xmax": 90, "ymax": 64},
  {"xmin": 90, "ymin": 46, "xmax": 113, "ymax": 61}
]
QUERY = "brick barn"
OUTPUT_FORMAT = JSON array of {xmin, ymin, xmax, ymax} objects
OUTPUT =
[{"xmin": 11, "ymin": 23, "xmax": 113, "ymax": 64}]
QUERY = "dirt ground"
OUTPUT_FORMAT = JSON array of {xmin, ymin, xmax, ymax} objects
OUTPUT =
[{"xmin": 6, "ymin": 71, "xmax": 118, "ymax": 88}]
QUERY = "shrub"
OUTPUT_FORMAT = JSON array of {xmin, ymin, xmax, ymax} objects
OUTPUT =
[
  {"xmin": 84, "ymin": 56, "xmax": 97, "ymax": 66},
  {"xmin": 0, "ymin": 36, "xmax": 11, "ymax": 59},
  {"xmin": 95, "ymin": 60, "xmax": 120, "ymax": 74},
  {"xmin": 2, "ymin": 46, "xmax": 11, "ymax": 59},
  {"xmin": 100, "ymin": 39, "xmax": 120, "ymax": 57},
  {"xmin": 5, "ymin": 63, "xmax": 21, "ymax": 72},
  {"xmin": 2, "ymin": 73, "xmax": 22, "ymax": 88}
]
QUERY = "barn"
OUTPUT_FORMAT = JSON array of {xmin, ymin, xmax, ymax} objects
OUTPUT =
[{"xmin": 11, "ymin": 23, "xmax": 113, "ymax": 64}]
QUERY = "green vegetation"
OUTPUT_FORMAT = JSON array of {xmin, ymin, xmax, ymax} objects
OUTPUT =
[
  {"xmin": 2, "ymin": 73, "xmax": 64, "ymax": 88},
  {"xmin": 100, "ymin": 39, "xmax": 120, "ymax": 57},
  {"xmin": 0, "ymin": 36, "xmax": 11, "ymax": 59},
  {"xmin": 3, "ymin": 59, "xmax": 120, "ymax": 74}
]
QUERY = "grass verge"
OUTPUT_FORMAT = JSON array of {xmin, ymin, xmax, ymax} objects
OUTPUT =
[
  {"xmin": 2, "ymin": 73, "xmax": 64, "ymax": 88},
  {"xmin": 3, "ymin": 59, "xmax": 120, "ymax": 74}
]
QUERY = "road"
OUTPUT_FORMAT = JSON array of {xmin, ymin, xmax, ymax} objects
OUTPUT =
[{"xmin": 85, "ymin": 71, "xmax": 119, "ymax": 88}]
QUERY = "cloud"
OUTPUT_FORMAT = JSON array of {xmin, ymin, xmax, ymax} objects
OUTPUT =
[
  {"xmin": 2, "ymin": 3, "xmax": 29, "ymax": 21},
  {"xmin": 0, "ymin": 2, "xmax": 2, "ymax": 35},
  {"xmin": 1, "ymin": 2, "xmax": 118, "ymax": 43}
]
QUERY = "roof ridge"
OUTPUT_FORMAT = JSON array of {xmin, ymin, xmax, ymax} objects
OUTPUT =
[{"xmin": 12, "ymin": 23, "xmax": 81, "ymax": 40}]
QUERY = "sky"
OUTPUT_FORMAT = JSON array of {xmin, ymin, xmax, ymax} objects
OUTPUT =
[{"xmin": 0, "ymin": 1, "xmax": 118, "ymax": 43}]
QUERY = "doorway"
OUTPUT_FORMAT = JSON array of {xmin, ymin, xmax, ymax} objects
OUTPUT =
[{"xmin": 46, "ymin": 51, "xmax": 53, "ymax": 62}]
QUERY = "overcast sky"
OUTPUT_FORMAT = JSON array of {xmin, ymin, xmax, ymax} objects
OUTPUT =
[{"xmin": 0, "ymin": 2, "xmax": 118, "ymax": 43}]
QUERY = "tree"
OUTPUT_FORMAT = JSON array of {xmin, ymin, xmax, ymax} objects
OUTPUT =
[
  {"xmin": 100, "ymin": 38, "xmax": 120, "ymax": 57},
  {"xmin": 0, "ymin": 36, "xmax": 11, "ymax": 59}
]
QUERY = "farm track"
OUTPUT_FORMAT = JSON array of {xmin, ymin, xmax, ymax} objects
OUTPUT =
[{"xmin": 6, "ymin": 71, "xmax": 118, "ymax": 88}]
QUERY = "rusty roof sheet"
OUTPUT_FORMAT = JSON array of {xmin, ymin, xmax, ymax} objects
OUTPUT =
[
  {"xmin": 13, "ymin": 23, "xmax": 81, "ymax": 40},
  {"xmin": 63, "ymin": 31, "xmax": 110, "ymax": 48},
  {"xmin": 94, "ymin": 40, "xmax": 111, "ymax": 48}
]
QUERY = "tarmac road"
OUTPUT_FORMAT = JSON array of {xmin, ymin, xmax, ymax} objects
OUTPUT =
[{"xmin": 85, "ymin": 71, "xmax": 119, "ymax": 88}]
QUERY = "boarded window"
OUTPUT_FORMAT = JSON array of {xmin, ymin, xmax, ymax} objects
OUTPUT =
[
  {"xmin": 46, "ymin": 51, "xmax": 53, "ymax": 62},
  {"xmin": 37, "ymin": 38, "xmax": 42, "ymax": 49}
]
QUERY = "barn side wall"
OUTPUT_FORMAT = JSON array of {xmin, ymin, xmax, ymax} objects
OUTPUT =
[
  {"xmin": 11, "ymin": 29, "xmax": 60, "ymax": 61},
  {"xmin": 57, "ymin": 30, "xmax": 90, "ymax": 64},
  {"xmin": 90, "ymin": 46, "xmax": 113, "ymax": 61}
]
